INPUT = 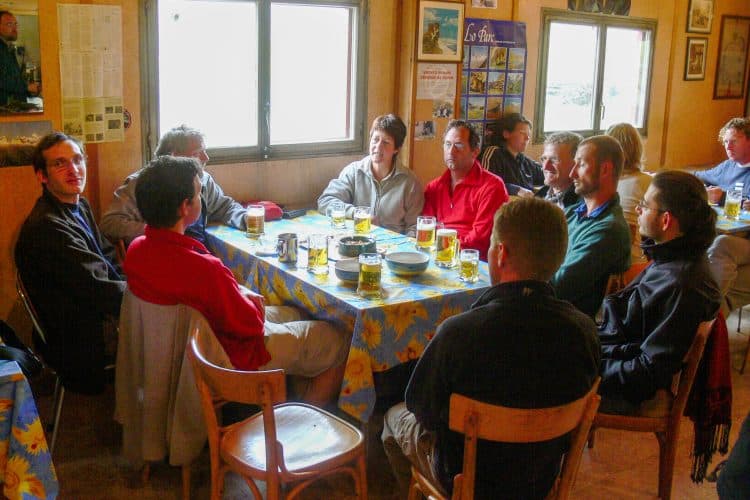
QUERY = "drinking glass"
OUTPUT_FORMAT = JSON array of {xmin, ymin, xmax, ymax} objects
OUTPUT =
[
  {"xmin": 353, "ymin": 206, "xmax": 372, "ymax": 234},
  {"xmin": 245, "ymin": 204, "xmax": 265, "ymax": 238},
  {"xmin": 307, "ymin": 234, "xmax": 329, "ymax": 275},
  {"xmin": 357, "ymin": 253, "xmax": 382, "ymax": 298},
  {"xmin": 459, "ymin": 249, "xmax": 479, "ymax": 283},
  {"xmin": 725, "ymin": 189, "xmax": 742, "ymax": 220},
  {"xmin": 435, "ymin": 228, "xmax": 459, "ymax": 268},
  {"xmin": 416, "ymin": 216, "xmax": 436, "ymax": 250},
  {"xmin": 328, "ymin": 201, "xmax": 346, "ymax": 229}
]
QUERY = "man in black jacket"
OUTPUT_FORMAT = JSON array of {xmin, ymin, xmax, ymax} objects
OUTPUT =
[
  {"xmin": 15, "ymin": 132, "xmax": 125, "ymax": 394},
  {"xmin": 381, "ymin": 197, "xmax": 600, "ymax": 499},
  {"xmin": 598, "ymin": 170, "xmax": 720, "ymax": 413}
]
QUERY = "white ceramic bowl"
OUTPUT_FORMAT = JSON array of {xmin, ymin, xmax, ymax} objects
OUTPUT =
[{"xmin": 385, "ymin": 251, "xmax": 430, "ymax": 276}]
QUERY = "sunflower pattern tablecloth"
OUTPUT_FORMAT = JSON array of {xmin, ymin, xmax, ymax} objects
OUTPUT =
[
  {"xmin": 207, "ymin": 213, "xmax": 490, "ymax": 422},
  {"xmin": 0, "ymin": 361, "xmax": 57, "ymax": 499}
]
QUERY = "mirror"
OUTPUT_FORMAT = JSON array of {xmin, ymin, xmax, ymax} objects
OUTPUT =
[{"xmin": 0, "ymin": 1, "xmax": 42, "ymax": 114}]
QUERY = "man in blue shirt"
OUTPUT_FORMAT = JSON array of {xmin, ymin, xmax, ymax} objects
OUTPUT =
[{"xmin": 695, "ymin": 118, "xmax": 750, "ymax": 313}]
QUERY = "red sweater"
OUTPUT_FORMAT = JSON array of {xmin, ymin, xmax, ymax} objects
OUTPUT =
[
  {"xmin": 423, "ymin": 160, "xmax": 508, "ymax": 260},
  {"xmin": 124, "ymin": 226, "xmax": 270, "ymax": 370}
]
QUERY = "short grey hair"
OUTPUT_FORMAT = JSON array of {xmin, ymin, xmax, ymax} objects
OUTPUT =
[
  {"xmin": 154, "ymin": 125, "xmax": 205, "ymax": 156},
  {"xmin": 544, "ymin": 131, "xmax": 583, "ymax": 157}
]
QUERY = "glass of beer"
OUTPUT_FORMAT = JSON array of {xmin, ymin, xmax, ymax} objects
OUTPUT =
[
  {"xmin": 357, "ymin": 253, "xmax": 382, "ymax": 298},
  {"xmin": 459, "ymin": 249, "xmax": 479, "ymax": 283},
  {"xmin": 353, "ymin": 206, "xmax": 372, "ymax": 234},
  {"xmin": 725, "ymin": 189, "xmax": 742, "ymax": 220},
  {"xmin": 329, "ymin": 201, "xmax": 346, "ymax": 229},
  {"xmin": 416, "ymin": 216, "xmax": 437, "ymax": 250},
  {"xmin": 245, "ymin": 204, "xmax": 265, "ymax": 238},
  {"xmin": 435, "ymin": 228, "xmax": 459, "ymax": 268},
  {"xmin": 307, "ymin": 234, "xmax": 329, "ymax": 275}
]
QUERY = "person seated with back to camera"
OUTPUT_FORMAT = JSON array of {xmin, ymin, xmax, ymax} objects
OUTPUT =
[
  {"xmin": 382, "ymin": 197, "xmax": 600, "ymax": 499},
  {"xmin": 317, "ymin": 114, "xmax": 424, "ymax": 236},
  {"xmin": 124, "ymin": 155, "xmax": 349, "ymax": 405}
]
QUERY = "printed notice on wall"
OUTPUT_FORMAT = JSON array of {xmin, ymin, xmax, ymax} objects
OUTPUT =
[
  {"xmin": 459, "ymin": 19, "xmax": 527, "ymax": 141},
  {"xmin": 58, "ymin": 4, "xmax": 124, "ymax": 143}
]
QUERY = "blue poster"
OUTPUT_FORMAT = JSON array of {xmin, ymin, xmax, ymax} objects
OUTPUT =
[{"xmin": 460, "ymin": 19, "xmax": 527, "ymax": 142}]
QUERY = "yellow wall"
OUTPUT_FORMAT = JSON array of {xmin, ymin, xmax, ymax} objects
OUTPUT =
[{"xmin": 2, "ymin": 0, "xmax": 750, "ymax": 318}]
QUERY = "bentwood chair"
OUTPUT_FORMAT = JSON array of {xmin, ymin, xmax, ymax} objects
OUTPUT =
[
  {"xmin": 589, "ymin": 319, "xmax": 714, "ymax": 500},
  {"xmin": 408, "ymin": 379, "xmax": 602, "ymax": 500},
  {"xmin": 187, "ymin": 323, "xmax": 368, "ymax": 500},
  {"xmin": 15, "ymin": 271, "xmax": 65, "ymax": 455}
]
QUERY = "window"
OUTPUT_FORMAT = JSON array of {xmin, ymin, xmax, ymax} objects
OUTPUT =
[
  {"xmin": 534, "ymin": 9, "xmax": 656, "ymax": 141},
  {"xmin": 142, "ymin": 0, "xmax": 367, "ymax": 162}
]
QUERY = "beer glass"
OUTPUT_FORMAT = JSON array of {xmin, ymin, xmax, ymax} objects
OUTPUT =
[
  {"xmin": 725, "ymin": 189, "xmax": 742, "ymax": 220},
  {"xmin": 357, "ymin": 253, "xmax": 382, "ymax": 298},
  {"xmin": 353, "ymin": 206, "xmax": 372, "ymax": 234},
  {"xmin": 459, "ymin": 249, "xmax": 479, "ymax": 283},
  {"xmin": 277, "ymin": 233, "xmax": 298, "ymax": 264},
  {"xmin": 435, "ymin": 228, "xmax": 459, "ymax": 268},
  {"xmin": 416, "ymin": 216, "xmax": 437, "ymax": 250},
  {"xmin": 328, "ymin": 201, "xmax": 346, "ymax": 229},
  {"xmin": 307, "ymin": 234, "xmax": 329, "ymax": 275},
  {"xmin": 245, "ymin": 204, "xmax": 265, "ymax": 238}
]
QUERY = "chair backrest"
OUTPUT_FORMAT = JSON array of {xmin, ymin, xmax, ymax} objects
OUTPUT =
[
  {"xmin": 187, "ymin": 323, "xmax": 287, "ymax": 488},
  {"xmin": 15, "ymin": 271, "xmax": 49, "ymax": 346},
  {"xmin": 448, "ymin": 378, "xmax": 601, "ymax": 500},
  {"xmin": 605, "ymin": 261, "xmax": 651, "ymax": 296},
  {"xmin": 669, "ymin": 319, "xmax": 714, "ymax": 422}
]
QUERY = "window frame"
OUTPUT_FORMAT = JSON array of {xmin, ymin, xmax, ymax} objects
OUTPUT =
[
  {"xmin": 533, "ymin": 8, "xmax": 657, "ymax": 143},
  {"xmin": 140, "ymin": 0, "xmax": 369, "ymax": 164}
]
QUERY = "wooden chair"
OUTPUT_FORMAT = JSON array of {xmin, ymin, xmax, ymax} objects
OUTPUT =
[
  {"xmin": 187, "ymin": 324, "xmax": 367, "ymax": 500},
  {"xmin": 15, "ymin": 271, "xmax": 65, "ymax": 455},
  {"xmin": 408, "ymin": 379, "xmax": 602, "ymax": 500},
  {"xmin": 605, "ymin": 261, "xmax": 651, "ymax": 296},
  {"xmin": 590, "ymin": 319, "xmax": 715, "ymax": 500}
]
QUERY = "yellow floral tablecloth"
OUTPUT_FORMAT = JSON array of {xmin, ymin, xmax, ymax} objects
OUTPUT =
[
  {"xmin": 714, "ymin": 206, "xmax": 750, "ymax": 234},
  {"xmin": 0, "ymin": 361, "xmax": 57, "ymax": 499},
  {"xmin": 207, "ymin": 212, "xmax": 490, "ymax": 422}
]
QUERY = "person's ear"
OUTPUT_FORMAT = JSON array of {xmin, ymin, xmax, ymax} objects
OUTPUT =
[
  {"xmin": 35, "ymin": 169, "xmax": 47, "ymax": 185},
  {"xmin": 661, "ymin": 210, "xmax": 675, "ymax": 232},
  {"xmin": 177, "ymin": 198, "xmax": 191, "ymax": 217}
]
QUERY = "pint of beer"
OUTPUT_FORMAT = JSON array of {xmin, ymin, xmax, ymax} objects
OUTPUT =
[
  {"xmin": 416, "ymin": 216, "xmax": 436, "ymax": 249},
  {"xmin": 307, "ymin": 234, "xmax": 329, "ymax": 275},
  {"xmin": 246, "ymin": 204, "xmax": 265, "ymax": 238},
  {"xmin": 435, "ymin": 228, "xmax": 459, "ymax": 268},
  {"xmin": 354, "ymin": 206, "xmax": 372, "ymax": 234},
  {"xmin": 357, "ymin": 253, "xmax": 382, "ymax": 298},
  {"xmin": 459, "ymin": 249, "xmax": 479, "ymax": 283},
  {"xmin": 329, "ymin": 201, "xmax": 346, "ymax": 229}
]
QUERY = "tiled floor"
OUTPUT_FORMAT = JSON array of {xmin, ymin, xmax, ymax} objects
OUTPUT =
[{"xmin": 31, "ymin": 309, "xmax": 750, "ymax": 499}]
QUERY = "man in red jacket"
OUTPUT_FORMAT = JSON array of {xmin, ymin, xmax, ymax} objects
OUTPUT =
[{"xmin": 124, "ymin": 155, "xmax": 348, "ymax": 405}]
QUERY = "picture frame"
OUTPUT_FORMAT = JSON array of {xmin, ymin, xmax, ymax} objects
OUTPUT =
[
  {"xmin": 714, "ymin": 16, "xmax": 750, "ymax": 100},
  {"xmin": 684, "ymin": 37, "xmax": 708, "ymax": 81},
  {"xmin": 686, "ymin": 0, "xmax": 714, "ymax": 34},
  {"xmin": 418, "ymin": 1, "xmax": 464, "ymax": 62}
]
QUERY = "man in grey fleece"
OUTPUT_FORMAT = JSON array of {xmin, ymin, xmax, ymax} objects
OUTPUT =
[{"xmin": 101, "ymin": 124, "xmax": 247, "ymax": 246}]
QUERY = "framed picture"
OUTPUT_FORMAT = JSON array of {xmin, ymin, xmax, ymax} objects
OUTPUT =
[
  {"xmin": 686, "ymin": 0, "xmax": 714, "ymax": 34},
  {"xmin": 714, "ymin": 16, "xmax": 750, "ymax": 99},
  {"xmin": 684, "ymin": 37, "xmax": 708, "ymax": 81},
  {"xmin": 418, "ymin": 1, "xmax": 464, "ymax": 62}
]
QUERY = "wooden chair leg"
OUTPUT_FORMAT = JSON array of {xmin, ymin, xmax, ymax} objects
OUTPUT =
[
  {"xmin": 656, "ymin": 431, "xmax": 676, "ymax": 500},
  {"xmin": 141, "ymin": 463, "xmax": 151, "ymax": 484},
  {"xmin": 356, "ymin": 453, "xmax": 368, "ymax": 499},
  {"xmin": 408, "ymin": 472, "xmax": 421, "ymax": 500},
  {"xmin": 742, "ymin": 335, "xmax": 750, "ymax": 374},
  {"xmin": 587, "ymin": 427, "xmax": 596, "ymax": 449},
  {"xmin": 182, "ymin": 463, "xmax": 191, "ymax": 500}
]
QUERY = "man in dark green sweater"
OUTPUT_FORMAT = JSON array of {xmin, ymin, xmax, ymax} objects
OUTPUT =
[{"xmin": 551, "ymin": 134, "xmax": 631, "ymax": 317}]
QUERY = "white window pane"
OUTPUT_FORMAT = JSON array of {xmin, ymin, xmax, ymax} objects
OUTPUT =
[
  {"xmin": 158, "ymin": 0, "xmax": 258, "ymax": 148},
  {"xmin": 544, "ymin": 22, "xmax": 598, "ymax": 132},
  {"xmin": 601, "ymin": 27, "xmax": 652, "ymax": 129},
  {"xmin": 270, "ymin": 4, "xmax": 354, "ymax": 145}
]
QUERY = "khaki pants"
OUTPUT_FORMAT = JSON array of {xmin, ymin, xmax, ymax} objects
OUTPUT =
[
  {"xmin": 260, "ymin": 305, "xmax": 349, "ymax": 378},
  {"xmin": 381, "ymin": 402, "xmax": 445, "ymax": 498}
]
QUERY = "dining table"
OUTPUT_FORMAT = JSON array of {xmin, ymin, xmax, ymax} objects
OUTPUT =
[
  {"xmin": 206, "ymin": 211, "xmax": 491, "ymax": 422},
  {"xmin": 714, "ymin": 205, "xmax": 750, "ymax": 234},
  {"xmin": 0, "ymin": 360, "xmax": 58, "ymax": 499}
]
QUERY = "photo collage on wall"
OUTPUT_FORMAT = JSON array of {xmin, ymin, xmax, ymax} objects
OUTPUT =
[{"xmin": 460, "ymin": 19, "xmax": 527, "ymax": 146}]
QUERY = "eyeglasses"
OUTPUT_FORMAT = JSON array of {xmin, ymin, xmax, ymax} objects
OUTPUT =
[
  {"xmin": 443, "ymin": 141, "xmax": 466, "ymax": 151},
  {"xmin": 47, "ymin": 155, "xmax": 86, "ymax": 170},
  {"xmin": 636, "ymin": 199, "xmax": 665, "ymax": 212},
  {"xmin": 2, "ymin": 22, "xmax": 18, "ymax": 28}
]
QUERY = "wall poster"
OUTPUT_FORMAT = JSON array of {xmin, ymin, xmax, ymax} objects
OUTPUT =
[
  {"xmin": 58, "ymin": 4, "xmax": 124, "ymax": 143},
  {"xmin": 459, "ymin": 19, "xmax": 527, "ymax": 144}
]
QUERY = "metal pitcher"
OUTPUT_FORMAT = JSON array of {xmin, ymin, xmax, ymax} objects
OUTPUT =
[{"xmin": 277, "ymin": 233, "xmax": 298, "ymax": 264}]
